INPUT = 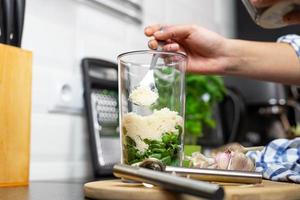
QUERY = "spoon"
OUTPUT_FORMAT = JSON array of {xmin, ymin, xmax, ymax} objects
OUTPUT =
[{"xmin": 139, "ymin": 40, "xmax": 165, "ymax": 91}]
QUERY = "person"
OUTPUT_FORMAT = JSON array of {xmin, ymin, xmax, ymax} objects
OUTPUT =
[{"xmin": 144, "ymin": 0, "xmax": 300, "ymax": 85}]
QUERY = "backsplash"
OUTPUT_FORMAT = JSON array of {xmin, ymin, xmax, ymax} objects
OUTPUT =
[{"xmin": 22, "ymin": 0, "xmax": 235, "ymax": 181}]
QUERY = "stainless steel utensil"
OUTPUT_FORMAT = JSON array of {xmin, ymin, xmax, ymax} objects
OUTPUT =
[
  {"xmin": 166, "ymin": 166, "xmax": 262, "ymax": 184},
  {"xmin": 139, "ymin": 40, "xmax": 164, "ymax": 92},
  {"xmin": 113, "ymin": 164, "xmax": 224, "ymax": 200},
  {"xmin": 138, "ymin": 158, "xmax": 263, "ymax": 184}
]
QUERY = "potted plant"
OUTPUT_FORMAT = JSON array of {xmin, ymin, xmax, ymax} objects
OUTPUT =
[{"xmin": 184, "ymin": 74, "xmax": 226, "ymax": 155}]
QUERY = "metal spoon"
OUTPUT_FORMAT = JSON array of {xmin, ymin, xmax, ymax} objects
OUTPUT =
[{"xmin": 139, "ymin": 39, "xmax": 165, "ymax": 91}]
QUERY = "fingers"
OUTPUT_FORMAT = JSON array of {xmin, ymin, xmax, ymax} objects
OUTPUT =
[
  {"xmin": 284, "ymin": 10, "xmax": 300, "ymax": 25},
  {"xmin": 148, "ymin": 39, "xmax": 181, "ymax": 52},
  {"xmin": 250, "ymin": 0, "xmax": 281, "ymax": 8},
  {"xmin": 145, "ymin": 24, "xmax": 193, "ymax": 40},
  {"xmin": 162, "ymin": 43, "xmax": 180, "ymax": 52},
  {"xmin": 148, "ymin": 38, "xmax": 158, "ymax": 49},
  {"xmin": 153, "ymin": 25, "xmax": 192, "ymax": 41},
  {"xmin": 144, "ymin": 24, "xmax": 170, "ymax": 36},
  {"xmin": 145, "ymin": 24, "xmax": 193, "ymax": 52}
]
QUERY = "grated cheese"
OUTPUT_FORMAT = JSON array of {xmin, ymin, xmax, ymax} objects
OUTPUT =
[
  {"xmin": 129, "ymin": 86, "xmax": 158, "ymax": 106},
  {"xmin": 123, "ymin": 108, "xmax": 183, "ymax": 152}
]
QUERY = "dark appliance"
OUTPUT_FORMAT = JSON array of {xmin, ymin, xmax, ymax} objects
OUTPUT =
[
  {"xmin": 82, "ymin": 58, "xmax": 120, "ymax": 177},
  {"xmin": 223, "ymin": 77, "xmax": 288, "ymax": 146}
]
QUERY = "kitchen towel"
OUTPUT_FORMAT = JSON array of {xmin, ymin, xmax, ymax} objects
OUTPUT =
[
  {"xmin": 247, "ymin": 138, "xmax": 300, "ymax": 183},
  {"xmin": 277, "ymin": 34, "xmax": 300, "ymax": 60}
]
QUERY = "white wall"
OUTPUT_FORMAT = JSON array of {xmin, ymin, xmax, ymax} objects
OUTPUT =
[{"xmin": 23, "ymin": 0, "xmax": 235, "ymax": 181}]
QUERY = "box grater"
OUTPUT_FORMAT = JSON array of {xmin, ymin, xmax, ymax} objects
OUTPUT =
[{"xmin": 82, "ymin": 58, "xmax": 120, "ymax": 176}]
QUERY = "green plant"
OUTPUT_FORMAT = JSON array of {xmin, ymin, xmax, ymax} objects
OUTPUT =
[
  {"xmin": 185, "ymin": 74, "xmax": 226, "ymax": 144},
  {"xmin": 124, "ymin": 125, "xmax": 182, "ymax": 166}
]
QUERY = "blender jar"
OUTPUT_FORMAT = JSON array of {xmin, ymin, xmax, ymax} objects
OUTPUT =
[{"xmin": 118, "ymin": 50, "xmax": 186, "ymax": 167}]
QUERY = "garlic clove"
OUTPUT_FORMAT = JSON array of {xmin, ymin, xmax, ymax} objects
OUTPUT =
[
  {"xmin": 215, "ymin": 151, "xmax": 231, "ymax": 170},
  {"xmin": 189, "ymin": 152, "xmax": 215, "ymax": 168},
  {"xmin": 228, "ymin": 152, "xmax": 255, "ymax": 171}
]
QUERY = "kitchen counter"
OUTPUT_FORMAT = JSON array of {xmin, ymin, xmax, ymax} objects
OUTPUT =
[
  {"xmin": 0, "ymin": 181, "xmax": 94, "ymax": 200},
  {"xmin": 2, "ymin": 179, "xmax": 300, "ymax": 200}
]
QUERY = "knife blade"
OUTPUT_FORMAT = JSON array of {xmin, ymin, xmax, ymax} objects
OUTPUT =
[{"xmin": 15, "ymin": 0, "xmax": 25, "ymax": 47}]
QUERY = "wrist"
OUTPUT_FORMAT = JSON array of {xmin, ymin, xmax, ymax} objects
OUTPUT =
[
  {"xmin": 221, "ymin": 39, "xmax": 243, "ymax": 75},
  {"xmin": 220, "ymin": 38, "xmax": 300, "ymax": 84}
]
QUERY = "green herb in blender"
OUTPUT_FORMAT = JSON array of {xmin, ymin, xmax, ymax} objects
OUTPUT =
[{"xmin": 124, "ymin": 125, "xmax": 182, "ymax": 165}]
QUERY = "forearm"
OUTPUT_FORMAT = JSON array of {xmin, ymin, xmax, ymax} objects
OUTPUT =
[{"xmin": 225, "ymin": 39, "xmax": 300, "ymax": 85}]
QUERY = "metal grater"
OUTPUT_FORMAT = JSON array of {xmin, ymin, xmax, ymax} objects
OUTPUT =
[
  {"xmin": 91, "ymin": 89, "xmax": 118, "ymax": 136},
  {"xmin": 82, "ymin": 58, "xmax": 120, "ymax": 176},
  {"xmin": 90, "ymin": 89, "xmax": 120, "ymax": 168}
]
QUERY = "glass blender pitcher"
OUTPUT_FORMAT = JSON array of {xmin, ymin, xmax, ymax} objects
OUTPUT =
[{"xmin": 118, "ymin": 50, "xmax": 186, "ymax": 167}]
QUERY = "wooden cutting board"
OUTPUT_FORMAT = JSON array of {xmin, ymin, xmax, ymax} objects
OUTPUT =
[{"xmin": 84, "ymin": 179, "xmax": 300, "ymax": 200}]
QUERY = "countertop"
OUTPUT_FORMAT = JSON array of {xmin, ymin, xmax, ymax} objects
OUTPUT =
[
  {"xmin": 0, "ymin": 180, "xmax": 95, "ymax": 200},
  {"xmin": 3, "ymin": 179, "xmax": 300, "ymax": 200}
]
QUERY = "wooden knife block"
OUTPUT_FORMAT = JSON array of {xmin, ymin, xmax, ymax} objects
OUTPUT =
[{"xmin": 0, "ymin": 44, "xmax": 32, "ymax": 187}]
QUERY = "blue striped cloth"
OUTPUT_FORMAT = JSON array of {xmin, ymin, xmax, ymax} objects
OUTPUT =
[
  {"xmin": 246, "ymin": 138, "xmax": 300, "ymax": 183},
  {"xmin": 277, "ymin": 34, "xmax": 300, "ymax": 59}
]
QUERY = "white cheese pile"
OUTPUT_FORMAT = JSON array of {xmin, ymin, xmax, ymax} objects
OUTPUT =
[
  {"xmin": 129, "ymin": 86, "xmax": 158, "ymax": 106},
  {"xmin": 123, "ymin": 108, "xmax": 183, "ymax": 152}
]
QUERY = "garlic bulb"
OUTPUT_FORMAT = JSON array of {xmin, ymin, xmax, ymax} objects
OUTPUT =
[{"xmin": 188, "ymin": 150, "xmax": 255, "ymax": 171}]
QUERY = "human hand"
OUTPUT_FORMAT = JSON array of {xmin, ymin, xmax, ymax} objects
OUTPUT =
[
  {"xmin": 144, "ymin": 24, "xmax": 300, "ymax": 85},
  {"xmin": 144, "ymin": 24, "xmax": 232, "ymax": 75},
  {"xmin": 250, "ymin": 0, "xmax": 300, "ymax": 25}
]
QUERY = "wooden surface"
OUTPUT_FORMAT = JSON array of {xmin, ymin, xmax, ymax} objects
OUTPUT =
[
  {"xmin": 84, "ymin": 179, "xmax": 300, "ymax": 200},
  {"xmin": 0, "ymin": 44, "xmax": 32, "ymax": 187}
]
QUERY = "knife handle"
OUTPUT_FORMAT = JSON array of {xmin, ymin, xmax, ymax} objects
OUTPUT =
[
  {"xmin": 0, "ymin": 0, "xmax": 5, "ymax": 43},
  {"xmin": 3, "ymin": 0, "xmax": 16, "ymax": 45},
  {"xmin": 15, "ymin": 0, "xmax": 25, "ymax": 47}
]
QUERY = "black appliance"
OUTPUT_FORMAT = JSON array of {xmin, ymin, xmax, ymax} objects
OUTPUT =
[
  {"xmin": 82, "ymin": 58, "xmax": 120, "ymax": 177},
  {"xmin": 223, "ymin": 77, "xmax": 288, "ymax": 145}
]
